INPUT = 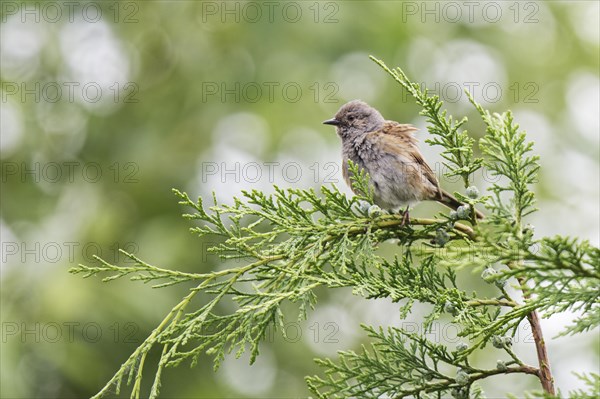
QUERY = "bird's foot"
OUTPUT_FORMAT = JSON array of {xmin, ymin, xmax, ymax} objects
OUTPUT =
[{"xmin": 400, "ymin": 206, "xmax": 410, "ymax": 227}]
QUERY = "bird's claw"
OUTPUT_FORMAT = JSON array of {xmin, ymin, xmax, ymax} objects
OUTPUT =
[{"xmin": 400, "ymin": 206, "xmax": 410, "ymax": 227}]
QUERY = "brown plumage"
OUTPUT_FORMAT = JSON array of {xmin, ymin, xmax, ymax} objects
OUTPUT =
[{"xmin": 324, "ymin": 100, "xmax": 484, "ymax": 220}]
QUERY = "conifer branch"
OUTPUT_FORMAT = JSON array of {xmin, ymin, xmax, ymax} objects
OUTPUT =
[{"xmin": 70, "ymin": 58, "xmax": 599, "ymax": 399}]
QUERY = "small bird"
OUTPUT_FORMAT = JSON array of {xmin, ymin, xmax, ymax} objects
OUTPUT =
[{"xmin": 323, "ymin": 100, "xmax": 483, "ymax": 221}]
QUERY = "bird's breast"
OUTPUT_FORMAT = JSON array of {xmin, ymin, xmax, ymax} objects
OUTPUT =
[{"xmin": 341, "ymin": 134, "xmax": 427, "ymax": 210}]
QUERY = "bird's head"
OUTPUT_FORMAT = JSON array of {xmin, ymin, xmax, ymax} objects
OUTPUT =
[{"xmin": 323, "ymin": 100, "xmax": 385, "ymax": 139}]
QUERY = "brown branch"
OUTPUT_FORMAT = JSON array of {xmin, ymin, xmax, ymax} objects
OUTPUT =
[
  {"xmin": 396, "ymin": 364, "xmax": 539, "ymax": 397},
  {"xmin": 517, "ymin": 276, "xmax": 555, "ymax": 394},
  {"xmin": 381, "ymin": 211, "xmax": 555, "ymax": 394},
  {"xmin": 506, "ymin": 258, "xmax": 554, "ymax": 394}
]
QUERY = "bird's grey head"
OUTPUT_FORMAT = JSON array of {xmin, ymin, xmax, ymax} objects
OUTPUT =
[{"xmin": 323, "ymin": 100, "xmax": 385, "ymax": 139}]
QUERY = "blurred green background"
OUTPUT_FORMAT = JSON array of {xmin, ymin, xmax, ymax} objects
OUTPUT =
[{"xmin": 1, "ymin": 1, "xmax": 598, "ymax": 398}]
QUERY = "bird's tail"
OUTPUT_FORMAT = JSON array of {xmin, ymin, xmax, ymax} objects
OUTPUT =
[{"xmin": 439, "ymin": 190, "xmax": 485, "ymax": 219}]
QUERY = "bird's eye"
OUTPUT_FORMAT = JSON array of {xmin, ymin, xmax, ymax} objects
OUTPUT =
[{"xmin": 347, "ymin": 115, "xmax": 355, "ymax": 121}]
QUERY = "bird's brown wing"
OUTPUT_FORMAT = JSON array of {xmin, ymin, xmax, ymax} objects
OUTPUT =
[
  {"xmin": 381, "ymin": 121, "xmax": 442, "ymax": 199},
  {"xmin": 410, "ymin": 149, "xmax": 442, "ymax": 199},
  {"xmin": 380, "ymin": 121, "xmax": 419, "ymax": 145}
]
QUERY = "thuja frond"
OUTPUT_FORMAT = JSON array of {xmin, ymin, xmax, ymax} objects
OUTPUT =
[
  {"xmin": 306, "ymin": 324, "xmax": 537, "ymax": 398},
  {"xmin": 342, "ymin": 253, "xmax": 507, "ymax": 335},
  {"xmin": 69, "ymin": 250, "xmax": 203, "ymax": 287},
  {"xmin": 568, "ymin": 373, "xmax": 600, "ymax": 398},
  {"xmin": 347, "ymin": 159, "xmax": 375, "ymax": 204},
  {"xmin": 370, "ymin": 56, "xmax": 483, "ymax": 188},
  {"xmin": 72, "ymin": 58, "xmax": 598, "ymax": 398},
  {"xmin": 423, "ymin": 232, "xmax": 599, "ymax": 347},
  {"xmin": 507, "ymin": 236, "xmax": 600, "ymax": 337},
  {"xmin": 72, "ymin": 178, "xmax": 480, "ymax": 398},
  {"xmin": 517, "ymin": 373, "xmax": 600, "ymax": 399},
  {"xmin": 468, "ymin": 93, "xmax": 540, "ymax": 224}
]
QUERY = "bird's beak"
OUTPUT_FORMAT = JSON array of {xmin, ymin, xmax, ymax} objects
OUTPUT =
[{"xmin": 323, "ymin": 118, "xmax": 340, "ymax": 126}]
